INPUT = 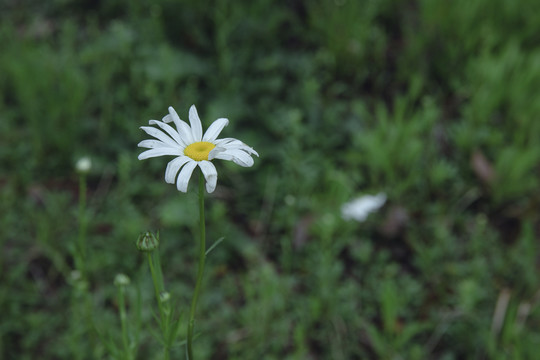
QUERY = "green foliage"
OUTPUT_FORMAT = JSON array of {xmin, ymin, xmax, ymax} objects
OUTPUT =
[{"xmin": 1, "ymin": 0, "xmax": 540, "ymax": 359}]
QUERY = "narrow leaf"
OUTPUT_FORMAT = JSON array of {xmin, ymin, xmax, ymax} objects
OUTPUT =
[{"xmin": 205, "ymin": 237, "xmax": 225, "ymax": 256}]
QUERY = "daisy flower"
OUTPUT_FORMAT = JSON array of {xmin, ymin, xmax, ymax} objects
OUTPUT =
[{"xmin": 138, "ymin": 105, "xmax": 258, "ymax": 193}]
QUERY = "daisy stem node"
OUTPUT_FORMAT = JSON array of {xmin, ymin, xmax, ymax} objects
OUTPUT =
[{"xmin": 187, "ymin": 169, "xmax": 206, "ymax": 360}]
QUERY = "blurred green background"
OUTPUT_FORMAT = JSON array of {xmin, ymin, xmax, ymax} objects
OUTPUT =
[{"xmin": 2, "ymin": 0, "xmax": 540, "ymax": 359}]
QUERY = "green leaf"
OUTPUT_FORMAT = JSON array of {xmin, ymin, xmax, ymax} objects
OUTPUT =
[{"xmin": 205, "ymin": 237, "xmax": 225, "ymax": 256}]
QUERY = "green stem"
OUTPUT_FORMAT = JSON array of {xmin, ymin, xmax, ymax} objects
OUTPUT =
[
  {"xmin": 187, "ymin": 171, "xmax": 206, "ymax": 360},
  {"xmin": 147, "ymin": 252, "xmax": 170, "ymax": 360},
  {"xmin": 76, "ymin": 174, "xmax": 87, "ymax": 277},
  {"xmin": 118, "ymin": 286, "xmax": 131, "ymax": 360},
  {"xmin": 147, "ymin": 253, "xmax": 165, "ymax": 324},
  {"xmin": 72, "ymin": 174, "xmax": 95, "ymax": 358},
  {"xmin": 163, "ymin": 347, "xmax": 170, "ymax": 360}
]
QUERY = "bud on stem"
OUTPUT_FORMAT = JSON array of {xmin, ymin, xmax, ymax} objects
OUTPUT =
[{"xmin": 136, "ymin": 231, "xmax": 159, "ymax": 252}]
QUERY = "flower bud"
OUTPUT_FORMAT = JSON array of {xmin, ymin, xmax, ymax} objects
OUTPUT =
[
  {"xmin": 75, "ymin": 157, "xmax": 92, "ymax": 174},
  {"xmin": 114, "ymin": 273, "xmax": 131, "ymax": 287},
  {"xmin": 160, "ymin": 291, "xmax": 171, "ymax": 303},
  {"xmin": 136, "ymin": 231, "xmax": 159, "ymax": 252}
]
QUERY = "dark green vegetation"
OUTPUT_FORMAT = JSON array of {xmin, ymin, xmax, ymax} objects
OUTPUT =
[{"xmin": 2, "ymin": 0, "xmax": 540, "ymax": 359}]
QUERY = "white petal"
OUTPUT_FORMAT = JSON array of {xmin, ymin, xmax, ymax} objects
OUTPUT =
[
  {"xmin": 162, "ymin": 114, "xmax": 173, "ymax": 123},
  {"xmin": 169, "ymin": 106, "xmax": 195, "ymax": 144},
  {"xmin": 223, "ymin": 143, "xmax": 258, "ymax": 156},
  {"xmin": 167, "ymin": 106, "xmax": 182, "ymax": 125},
  {"xmin": 164, "ymin": 156, "xmax": 191, "ymax": 184},
  {"xmin": 215, "ymin": 149, "xmax": 254, "ymax": 167},
  {"xmin": 198, "ymin": 160, "xmax": 218, "ymax": 193},
  {"xmin": 213, "ymin": 138, "xmax": 240, "ymax": 145},
  {"xmin": 249, "ymin": 147, "xmax": 259, "ymax": 157},
  {"xmin": 149, "ymin": 120, "xmax": 185, "ymax": 146},
  {"xmin": 189, "ymin": 105, "xmax": 203, "ymax": 141},
  {"xmin": 138, "ymin": 147, "xmax": 183, "ymax": 160},
  {"xmin": 203, "ymin": 118, "xmax": 229, "ymax": 142},
  {"xmin": 214, "ymin": 138, "xmax": 258, "ymax": 156},
  {"xmin": 341, "ymin": 193, "xmax": 387, "ymax": 222},
  {"xmin": 140, "ymin": 126, "xmax": 178, "ymax": 147},
  {"xmin": 176, "ymin": 160, "xmax": 197, "ymax": 192},
  {"xmin": 212, "ymin": 152, "xmax": 233, "ymax": 161},
  {"xmin": 138, "ymin": 139, "xmax": 168, "ymax": 149},
  {"xmin": 208, "ymin": 146, "xmax": 225, "ymax": 160}
]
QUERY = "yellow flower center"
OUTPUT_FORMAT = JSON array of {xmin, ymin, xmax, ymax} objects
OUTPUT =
[{"xmin": 184, "ymin": 141, "xmax": 216, "ymax": 161}]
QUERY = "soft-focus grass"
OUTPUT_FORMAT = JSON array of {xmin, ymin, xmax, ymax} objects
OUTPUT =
[{"xmin": 1, "ymin": 0, "xmax": 540, "ymax": 359}]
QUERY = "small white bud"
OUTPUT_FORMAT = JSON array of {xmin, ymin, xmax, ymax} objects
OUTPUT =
[
  {"xmin": 160, "ymin": 291, "xmax": 171, "ymax": 303},
  {"xmin": 114, "ymin": 273, "xmax": 131, "ymax": 287},
  {"xmin": 76, "ymin": 157, "xmax": 92, "ymax": 174}
]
